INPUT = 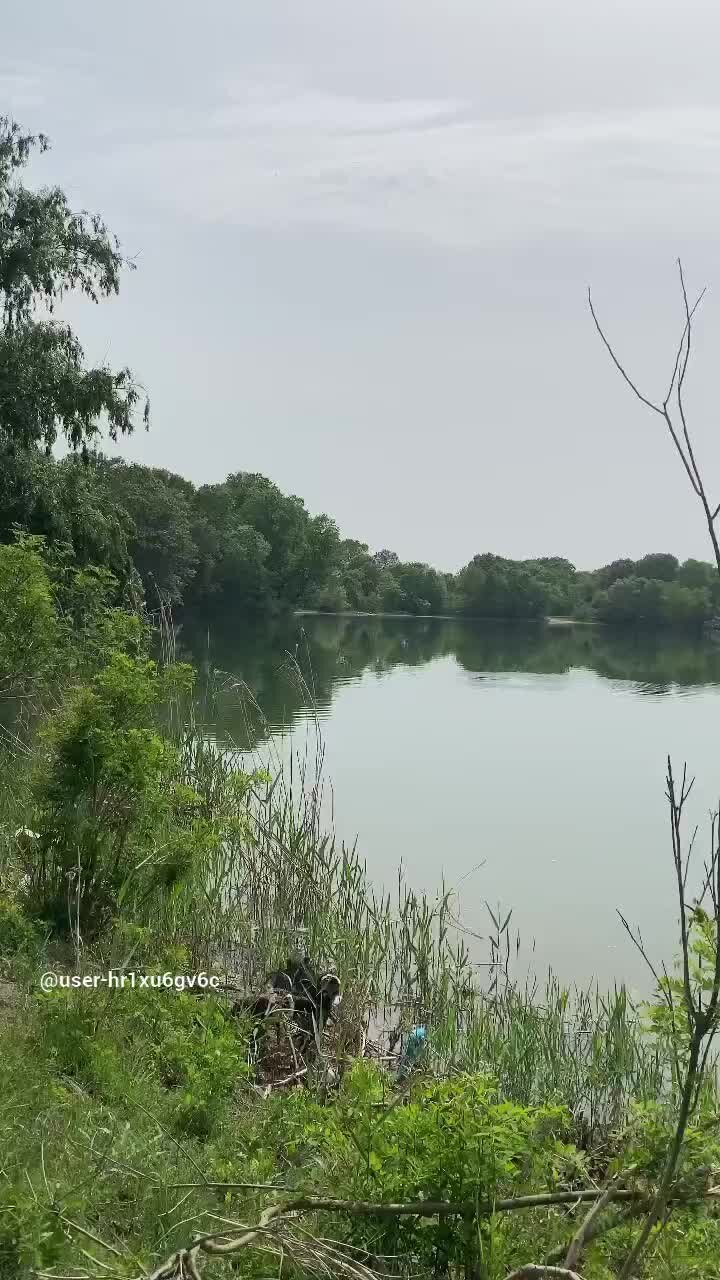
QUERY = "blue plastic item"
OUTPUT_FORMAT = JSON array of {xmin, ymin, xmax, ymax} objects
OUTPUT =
[{"xmin": 397, "ymin": 1025, "xmax": 427, "ymax": 1078}]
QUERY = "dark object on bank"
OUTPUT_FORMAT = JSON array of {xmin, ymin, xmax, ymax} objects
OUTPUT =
[
  {"xmin": 232, "ymin": 954, "xmax": 342, "ymax": 1063},
  {"xmin": 232, "ymin": 968, "xmax": 294, "ymax": 1019}
]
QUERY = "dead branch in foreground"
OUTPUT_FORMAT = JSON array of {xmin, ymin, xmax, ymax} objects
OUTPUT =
[
  {"xmin": 41, "ymin": 1177, "xmax": 707, "ymax": 1280},
  {"xmin": 501, "ymin": 1268, "xmax": 582, "ymax": 1280},
  {"xmin": 589, "ymin": 262, "xmax": 720, "ymax": 1278},
  {"xmin": 562, "ymin": 1175, "xmax": 621, "ymax": 1272},
  {"xmin": 588, "ymin": 259, "xmax": 720, "ymax": 576},
  {"xmin": 613, "ymin": 761, "xmax": 720, "ymax": 1279}
]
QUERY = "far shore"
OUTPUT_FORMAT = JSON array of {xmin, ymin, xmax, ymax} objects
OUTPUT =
[{"xmin": 294, "ymin": 609, "xmax": 597, "ymax": 626}]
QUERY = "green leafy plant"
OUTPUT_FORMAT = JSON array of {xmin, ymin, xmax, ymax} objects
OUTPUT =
[{"xmin": 22, "ymin": 653, "xmax": 201, "ymax": 935}]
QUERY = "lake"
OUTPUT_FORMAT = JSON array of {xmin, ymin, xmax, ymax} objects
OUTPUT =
[{"xmin": 176, "ymin": 611, "xmax": 720, "ymax": 992}]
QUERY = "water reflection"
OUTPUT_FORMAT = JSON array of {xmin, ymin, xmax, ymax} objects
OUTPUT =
[{"xmin": 175, "ymin": 611, "xmax": 720, "ymax": 748}]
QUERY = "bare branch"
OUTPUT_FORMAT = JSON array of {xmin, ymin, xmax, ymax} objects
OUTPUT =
[
  {"xmin": 588, "ymin": 284, "xmax": 702, "ymax": 497},
  {"xmin": 502, "ymin": 1268, "xmax": 583, "ymax": 1280},
  {"xmin": 676, "ymin": 267, "xmax": 709, "ymax": 499},
  {"xmin": 587, "ymin": 289, "xmax": 664, "ymax": 417},
  {"xmin": 564, "ymin": 1178, "xmax": 619, "ymax": 1271},
  {"xmin": 667, "ymin": 759, "xmax": 695, "ymax": 1031}
]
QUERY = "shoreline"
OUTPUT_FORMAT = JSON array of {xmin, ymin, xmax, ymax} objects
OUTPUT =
[{"xmin": 294, "ymin": 609, "xmax": 597, "ymax": 627}]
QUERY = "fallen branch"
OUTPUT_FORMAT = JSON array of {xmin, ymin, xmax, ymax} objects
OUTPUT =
[
  {"xmin": 563, "ymin": 1176, "xmax": 620, "ymax": 1270},
  {"xmin": 142, "ymin": 1182, "xmax": 720, "ymax": 1280},
  {"xmin": 545, "ymin": 1204, "xmax": 635, "ymax": 1267},
  {"xmin": 502, "ymin": 1269, "xmax": 583, "ymax": 1280}
]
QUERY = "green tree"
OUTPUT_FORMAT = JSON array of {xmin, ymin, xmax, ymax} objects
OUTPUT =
[
  {"xmin": 335, "ymin": 540, "xmax": 382, "ymax": 611},
  {"xmin": 595, "ymin": 558, "xmax": 636, "ymax": 589},
  {"xmin": 197, "ymin": 473, "xmax": 340, "ymax": 608},
  {"xmin": 0, "ymin": 118, "xmax": 146, "ymax": 454},
  {"xmin": 634, "ymin": 552, "xmax": 679, "ymax": 582},
  {"xmin": 189, "ymin": 483, "xmax": 271, "ymax": 608},
  {"xmin": 661, "ymin": 582, "xmax": 711, "ymax": 625},
  {"xmin": 102, "ymin": 462, "xmax": 198, "ymax": 605},
  {"xmin": 677, "ymin": 558, "xmax": 716, "ymax": 590},
  {"xmin": 393, "ymin": 561, "xmax": 448, "ymax": 614},
  {"xmin": 521, "ymin": 557, "xmax": 578, "ymax": 616},
  {"xmin": 0, "ymin": 446, "xmax": 135, "ymax": 592},
  {"xmin": 456, "ymin": 554, "xmax": 546, "ymax": 618}
]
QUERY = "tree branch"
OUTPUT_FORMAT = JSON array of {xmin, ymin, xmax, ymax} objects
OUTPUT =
[
  {"xmin": 588, "ymin": 272, "xmax": 707, "ymax": 502},
  {"xmin": 502, "ymin": 1269, "xmax": 583, "ymax": 1280},
  {"xmin": 587, "ymin": 288, "xmax": 664, "ymax": 417},
  {"xmin": 564, "ymin": 1178, "xmax": 619, "ymax": 1270},
  {"xmin": 142, "ymin": 1182, "xmax": 720, "ymax": 1280}
]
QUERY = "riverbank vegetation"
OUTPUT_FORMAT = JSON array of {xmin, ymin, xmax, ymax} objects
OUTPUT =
[
  {"xmin": 4, "ymin": 112, "xmax": 720, "ymax": 1278},
  {"xmin": 2, "ymin": 535, "xmax": 720, "ymax": 1279}
]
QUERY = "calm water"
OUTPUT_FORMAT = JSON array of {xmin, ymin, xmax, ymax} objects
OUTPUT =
[{"xmin": 177, "ymin": 612, "xmax": 720, "ymax": 991}]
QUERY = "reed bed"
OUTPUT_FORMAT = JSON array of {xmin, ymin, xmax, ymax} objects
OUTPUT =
[{"xmin": 145, "ymin": 643, "xmax": 679, "ymax": 1146}]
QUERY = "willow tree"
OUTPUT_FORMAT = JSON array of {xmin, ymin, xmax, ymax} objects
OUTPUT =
[{"xmin": 0, "ymin": 117, "xmax": 147, "ymax": 455}]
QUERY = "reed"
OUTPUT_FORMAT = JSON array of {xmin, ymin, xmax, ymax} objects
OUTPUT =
[{"xmin": 147, "ymin": 648, "xmax": 680, "ymax": 1146}]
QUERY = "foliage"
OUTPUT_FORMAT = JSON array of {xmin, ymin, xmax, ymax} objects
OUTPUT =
[
  {"xmin": 1, "ymin": 974, "xmax": 718, "ymax": 1279},
  {"xmin": 0, "ymin": 117, "xmax": 146, "ymax": 453},
  {"xmin": 37, "ymin": 982, "xmax": 249, "ymax": 1137},
  {"xmin": 0, "ymin": 895, "xmax": 42, "ymax": 965},
  {"xmin": 1, "ymin": 635, "xmax": 719, "ymax": 1276},
  {"xmin": 594, "ymin": 576, "xmax": 711, "ymax": 626},
  {"xmin": 2, "ymin": 432, "xmax": 717, "ymax": 627},
  {"xmin": 455, "ymin": 553, "xmax": 547, "ymax": 619},
  {"xmin": 21, "ymin": 652, "xmax": 202, "ymax": 935},
  {"xmin": 0, "ymin": 534, "xmax": 145, "ymax": 695},
  {"xmin": 0, "ymin": 445, "xmax": 137, "ymax": 598},
  {"xmin": 189, "ymin": 480, "xmax": 273, "ymax": 607},
  {"xmin": 189, "ymin": 472, "xmax": 341, "ymax": 610},
  {"xmin": 0, "ymin": 540, "xmax": 59, "ymax": 688},
  {"xmin": 101, "ymin": 461, "xmax": 199, "ymax": 604}
]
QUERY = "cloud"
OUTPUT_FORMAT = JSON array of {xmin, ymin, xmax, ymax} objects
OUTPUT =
[
  {"xmin": 95, "ymin": 86, "xmax": 720, "ymax": 248},
  {"xmin": 0, "ymin": 69, "xmax": 46, "ymax": 112}
]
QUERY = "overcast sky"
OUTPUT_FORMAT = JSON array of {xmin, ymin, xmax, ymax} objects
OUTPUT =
[{"xmin": 4, "ymin": 1, "xmax": 720, "ymax": 570}]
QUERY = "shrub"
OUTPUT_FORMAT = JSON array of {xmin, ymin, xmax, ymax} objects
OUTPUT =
[
  {"xmin": 0, "ymin": 541, "xmax": 58, "ymax": 689},
  {"xmin": 22, "ymin": 653, "xmax": 202, "ymax": 935}
]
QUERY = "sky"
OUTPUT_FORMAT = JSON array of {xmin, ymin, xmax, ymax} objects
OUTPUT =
[{"xmin": 4, "ymin": 0, "xmax": 720, "ymax": 571}]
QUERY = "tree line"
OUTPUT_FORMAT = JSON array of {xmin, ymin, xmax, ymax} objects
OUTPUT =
[{"xmin": 1, "ymin": 441, "xmax": 718, "ymax": 626}]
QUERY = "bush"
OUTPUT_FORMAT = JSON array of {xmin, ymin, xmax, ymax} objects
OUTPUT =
[
  {"xmin": 36, "ymin": 982, "xmax": 249, "ymax": 1137},
  {"xmin": 0, "ymin": 897, "xmax": 42, "ymax": 964},
  {"xmin": 22, "ymin": 653, "xmax": 203, "ymax": 936},
  {"xmin": 0, "ymin": 541, "xmax": 58, "ymax": 689}
]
